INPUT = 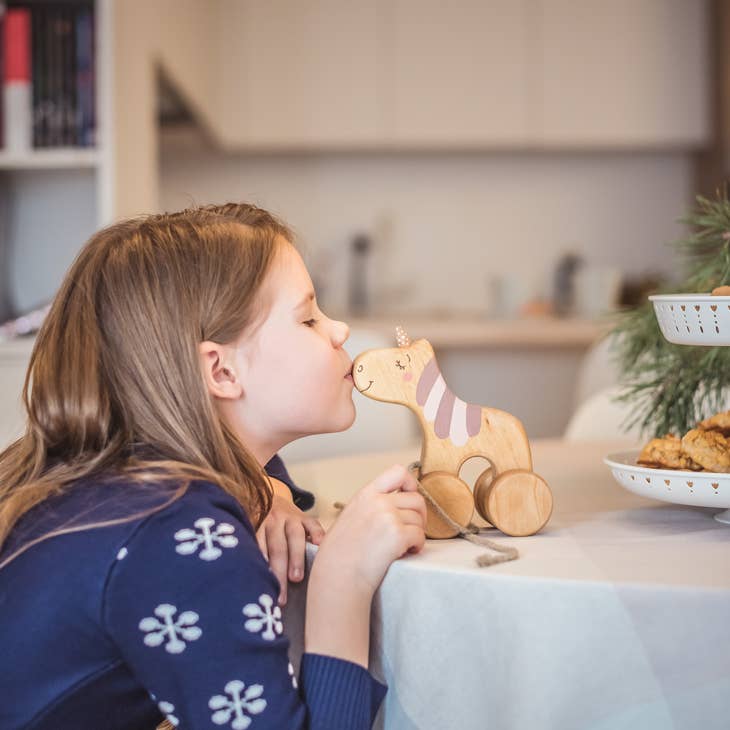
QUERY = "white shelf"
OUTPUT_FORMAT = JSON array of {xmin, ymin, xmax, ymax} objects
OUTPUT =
[{"xmin": 0, "ymin": 148, "xmax": 99, "ymax": 171}]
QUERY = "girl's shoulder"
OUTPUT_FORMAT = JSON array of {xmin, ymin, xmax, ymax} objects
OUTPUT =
[{"xmin": 1, "ymin": 473, "xmax": 257, "ymax": 569}]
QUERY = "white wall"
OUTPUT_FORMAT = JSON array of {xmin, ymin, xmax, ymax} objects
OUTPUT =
[
  {"xmin": 2, "ymin": 135, "xmax": 696, "ymax": 321},
  {"xmin": 159, "ymin": 132, "xmax": 693, "ymax": 318},
  {"xmin": 3, "ymin": 169, "xmax": 98, "ymax": 315}
]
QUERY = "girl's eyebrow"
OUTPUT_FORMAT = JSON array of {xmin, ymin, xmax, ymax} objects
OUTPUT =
[{"xmin": 293, "ymin": 291, "xmax": 315, "ymax": 311}]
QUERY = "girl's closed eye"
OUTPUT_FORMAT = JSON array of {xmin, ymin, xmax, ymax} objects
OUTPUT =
[{"xmin": 303, "ymin": 318, "xmax": 318, "ymax": 327}]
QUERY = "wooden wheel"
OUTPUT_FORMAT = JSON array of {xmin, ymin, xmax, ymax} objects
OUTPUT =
[
  {"xmin": 477, "ymin": 469, "xmax": 552, "ymax": 537},
  {"xmin": 472, "ymin": 465, "xmax": 495, "ymax": 526},
  {"xmin": 419, "ymin": 471, "xmax": 475, "ymax": 539}
]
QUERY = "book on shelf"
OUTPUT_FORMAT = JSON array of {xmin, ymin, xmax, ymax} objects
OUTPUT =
[
  {"xmin": 1, "ymin": 0, "xmax": 95, "ymax": 154},
  {"xmin": 0, "ymin": 4, "xmax": 4, "ymax": 150},
  {"xmin": 2, "ymin": 5, "xmax": 31, "ymax": 151}
]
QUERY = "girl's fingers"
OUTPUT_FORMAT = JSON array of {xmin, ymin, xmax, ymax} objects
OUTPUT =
[
  {"xmin": 256, "ymin": 528, "xmax": 269, "ymax": 561},
  {"xmin": 303, "ymin": 517, "xmax": 326, "ymax": 545},
  {"xmin": 366, "ymin": 464, "xmax": 419, "ymax": 495},
  {"xmin": 265, "ymin": 522, "xmax": 290, "ymax": 606},
  {"xmin": 391, "ymin": 491, "xmax": 427, "ymax": 527},
  {"xmin": 400, "ymin": 523, "xmax": 426, "ymax": 556},
  {"xmin": 396, "ymin": 507, "xmax": 427, "ymax": 529},
  {"xmin": 284, "ymin": 519, "xmax": 307, "ymax": 582}
]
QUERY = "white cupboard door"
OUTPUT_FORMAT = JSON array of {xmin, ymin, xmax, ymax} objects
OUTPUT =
[
  {"xmin": 389, "ymin": 0, "xmax": 532, "ymax": 146},
  {"xmin": 215, "ymin": 0, "xmax": 382, "ymax": 148},
  {"xmin": 537, "ymin": 0, "xmax": 709, "ymax": 146}
]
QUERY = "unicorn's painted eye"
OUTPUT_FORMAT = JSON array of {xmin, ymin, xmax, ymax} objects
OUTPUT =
[
  {"xmin": 395, "ymin": 360, "xmax": 405, "ymax": 370},
  {"xmin": 357, "ymin": 364, "xmax": 363, "ymax": 372}
]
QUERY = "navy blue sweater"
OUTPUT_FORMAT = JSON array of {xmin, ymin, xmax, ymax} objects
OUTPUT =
[{"xmin": 0, "ymin": 463, "xmax": 386, "ymax": 729}]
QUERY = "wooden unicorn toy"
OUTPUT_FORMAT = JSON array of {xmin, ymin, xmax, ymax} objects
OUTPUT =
[{"xmin": 352, "ymin": 327, "xmax": 553, "ymax": 538}]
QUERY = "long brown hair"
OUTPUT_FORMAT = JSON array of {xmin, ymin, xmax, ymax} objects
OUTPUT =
[{"xmin": 0, "ymin": 205, "xmax": 293, "ymax": 568}]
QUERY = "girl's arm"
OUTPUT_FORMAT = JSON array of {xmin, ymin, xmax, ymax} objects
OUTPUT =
[
  {"xmin": 305, "ymin": 465, "xmax": 428, "ymax": 670},
  {"xmin": 103, "ymin": 481, "xmax": 385, "ymax": 729}
]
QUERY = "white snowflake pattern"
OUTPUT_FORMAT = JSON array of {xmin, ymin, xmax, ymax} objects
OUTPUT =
[
  {"xmin": 287, "ymin": 662, "xmax": 298, "ymax": 689},
  {"xmin": 139, "ymin": 603, "xmax": 202, "ymax": 654},
  {"xmin": 242, "ymin": 594, "xmax": 283, "ymax": 640},
  {"xmin": 158, "ymin": 700, "xmax": 179, "ymax": 727},
  {"xmin": 174, "ymin": 517, "xmax": 238, "ymax": 561},
  {"xmin": 209, "ymin": 680, "xmax": 266, "ymax": 729}
]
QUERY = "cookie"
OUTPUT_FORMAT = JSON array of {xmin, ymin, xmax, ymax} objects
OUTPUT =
[
  {"xmin": 697, "ymin": 410, "xmax": 730, "ymax": 436},
  {"xmin": 637, "ymin": 434, "xmax": 702, "ymax": 471},
  {"xmin": 681, "ymin": 429, "xmax": 730, "ymax": 473}
]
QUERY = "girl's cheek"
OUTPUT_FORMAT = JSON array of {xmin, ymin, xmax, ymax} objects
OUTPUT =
[{"xmin": 403, "ymin": 372, "xmax": 413, "ymax": 382}]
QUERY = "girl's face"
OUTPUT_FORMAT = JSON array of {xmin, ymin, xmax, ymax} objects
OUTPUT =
[{"xmin": 226, "ymin": 241, "xmax": 355, "ymax": 460}]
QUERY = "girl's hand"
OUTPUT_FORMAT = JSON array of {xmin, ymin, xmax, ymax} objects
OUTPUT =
[
  {"xmin": 314, "ymin": 464, "xmax": 427, "ymax": 598},
  {"xmin": 256, "ymin": 481, "xmax": 325, "ymax": 606}
]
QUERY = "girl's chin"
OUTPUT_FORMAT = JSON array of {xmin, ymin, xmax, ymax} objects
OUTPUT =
[
  {"xmin": 317, "ymin": 402, "xmax": 357, "ymax": 435},
  {"xmin": 329, "ymin": 402, "xmax": 357, "ymax": 432}
]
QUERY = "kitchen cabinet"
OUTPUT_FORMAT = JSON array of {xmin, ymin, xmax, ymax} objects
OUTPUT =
[
  {"xmin": 536, "ymin": 0, "xmax": 709, "ymax": 146},
  {"xmin": 213, "ymin": 0, "xmax": 383, "ymax": 148},
  {"xmin": 198, "ymin": 0, "xmax": 708, "ymax": 150},
  {"xmin": 388, "ymin": 0, "xmax": 532, "ymax": 146},
  {"xmin": 142, "ymin": 0, "xmax": 710, "ymax": 151}
]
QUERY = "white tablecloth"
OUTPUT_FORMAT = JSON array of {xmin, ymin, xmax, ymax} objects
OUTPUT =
[{"xmin": 282, "ymin": 440, "xmax": 730, "ymax": 730}]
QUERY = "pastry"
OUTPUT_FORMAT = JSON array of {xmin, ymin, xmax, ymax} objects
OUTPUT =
[
  {"xmin": 680, "ymin": 428, "xmax": 730, "ymax": 473},
  {"xmin": 711, "ymin": 285, "xmax": 730, "ymax": 296},
  {"xmin": 697, "ymin": 410, "xmax": 730, "ymax": 436},
  {"xmin": 637, "ymin": 434, "xmax": 702, "ymax": 471}
]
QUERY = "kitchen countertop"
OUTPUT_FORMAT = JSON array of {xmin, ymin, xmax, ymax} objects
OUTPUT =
[
  {"xmin": 342, "ymin": 314, "xmax": 611, "ymax": 348},
  {"xmin": 0, "ymin": 336, "xmax": 36, "ymax": 361}
]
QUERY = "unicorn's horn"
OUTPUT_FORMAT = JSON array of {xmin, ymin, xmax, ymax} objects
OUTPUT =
[{"xmin": 395, "ymin": 325, "xmax": 411, "ymax": 347}]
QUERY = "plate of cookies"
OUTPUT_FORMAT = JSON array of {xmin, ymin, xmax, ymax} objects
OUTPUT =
[
  {"xmin": 649, "ymin": 286, "xmax": 730, "ymax": 346},
  {"xmin": 604, "ymin": 411, "xmax": 730, "ymax": 524}
]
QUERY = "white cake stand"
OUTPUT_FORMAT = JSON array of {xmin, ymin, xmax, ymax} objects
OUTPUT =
[{"xmin": 604, "ymin": 452, "xmax": 730, "ymax": 524}]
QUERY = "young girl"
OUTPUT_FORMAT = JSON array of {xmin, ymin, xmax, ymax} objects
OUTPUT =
[{"xmin": 0, "ymin": 205, "xmax": 427, "ymax": 729}]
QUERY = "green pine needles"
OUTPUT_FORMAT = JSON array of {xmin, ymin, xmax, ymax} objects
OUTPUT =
[{"xmin": 611, "ymin": 189, "xmax": 730, "ymax": 437}]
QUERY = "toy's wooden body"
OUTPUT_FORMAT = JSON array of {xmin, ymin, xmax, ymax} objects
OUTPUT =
[{"xmin": 352, "ymin": 334, "xmax": 553, "ymax": 538}]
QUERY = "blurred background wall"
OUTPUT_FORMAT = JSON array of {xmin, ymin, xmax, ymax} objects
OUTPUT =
[{"xmin": 1, "ymin": 0, "xmax": 729, "ymax": 449}]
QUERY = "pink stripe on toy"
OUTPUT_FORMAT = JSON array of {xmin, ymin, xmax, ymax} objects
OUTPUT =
[
  {"xmin": 434, "ymin": 390, "xmax": 455, "ymax": 439},
  {"xmin": 416, "ymin": 358, "xmax": 440, "ymax": 406},
  {"xmin": 466, "ymin": 403, "xmax": 481, "ymax": 437}
]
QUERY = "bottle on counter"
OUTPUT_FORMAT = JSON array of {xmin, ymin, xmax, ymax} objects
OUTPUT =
[
  {"xmin": 552, "ymin": 252, "xmax": 583, "ymax": 317},
  {"xmin": 348, "ymin": 232, "xmax": 372, "ymax": 317}
]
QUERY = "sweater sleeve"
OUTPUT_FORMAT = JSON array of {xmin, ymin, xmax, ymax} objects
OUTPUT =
[{"xmin": 103, "ymin": 482, "xmax": 386, "ymax": 729}]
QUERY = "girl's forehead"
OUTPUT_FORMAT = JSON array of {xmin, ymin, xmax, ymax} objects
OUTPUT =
[{"xmin": 268, "ymin": 243, "xmax": 313, "ymax": 304}]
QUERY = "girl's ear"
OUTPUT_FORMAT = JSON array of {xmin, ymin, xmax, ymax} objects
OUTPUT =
[{"xmin": 198, "ymin": 341, "xmax": 244, "ymax": 400}]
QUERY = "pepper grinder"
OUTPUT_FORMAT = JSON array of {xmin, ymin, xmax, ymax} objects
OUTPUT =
[
  {"xmin": 348, "ymin": 233, "xmax": 372, "ymax": 316},
  {"xmin": 552, "ymin": 253, "xmax": 583, "ymax": 317}
]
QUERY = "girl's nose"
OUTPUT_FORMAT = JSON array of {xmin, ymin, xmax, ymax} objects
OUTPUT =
[{"xmin": 331, "ymin": 319, "xmax": 349, "ymax": 348}]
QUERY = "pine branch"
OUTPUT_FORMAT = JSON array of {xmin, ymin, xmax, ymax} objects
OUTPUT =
[{"xmin": 610, "ymin": 189, "xmax": 730, "ymax": 437}]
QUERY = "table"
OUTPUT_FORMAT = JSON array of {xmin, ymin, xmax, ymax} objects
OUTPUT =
[{"xmin": 282, "ymin": 440, "xmax": 730, "ymax": 730}]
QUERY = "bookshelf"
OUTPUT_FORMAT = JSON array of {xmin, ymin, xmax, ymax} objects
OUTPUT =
[{"xmin": 0, "ymin": 0, "xmax": 112, "ymax": 319}]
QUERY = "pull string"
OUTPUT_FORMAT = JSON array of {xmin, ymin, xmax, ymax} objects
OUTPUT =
[
  {"xmin": 407, "ymin": 462, "xmax": 519, "ymax": 567},
  {"xmin": 333, "ymin": 462, "xmax": 519, "ymax": 568}
]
